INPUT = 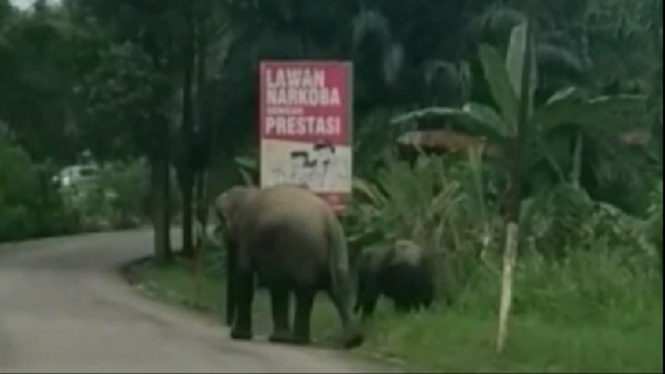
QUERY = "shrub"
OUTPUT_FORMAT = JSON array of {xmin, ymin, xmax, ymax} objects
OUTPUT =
[
  {"xmin": 345, "ymin": 151, "xmax": 504, "ymax": 304},
  {"xmin": 0, "ymin": 140, "xmax": 80, "ymax": 242},
  {"xmin": 646, "ymin": 181, "xmax": 663, "ymax": 274},
  {"xmin": 458, "ymin": 242, "xmax": 661, "ymax": 326},
  {"xmin": 346, "ymin": 152, "xmax": 661, "ymax": 327},
  {"xmin": 0, "ymin": 142, "xmax": 155, "ymax": 243},
  {"xmin": 352, "ymin": 109, "xmax": 411, "ymax": 179},
  {"xmin": 63, "ymin": 159, "xmax": 152, "ymax": 231}
]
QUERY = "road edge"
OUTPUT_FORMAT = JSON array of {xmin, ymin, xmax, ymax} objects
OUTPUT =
[{"xmin": 118, "ymin": 255, "xmax": 412, "ymax": 372}]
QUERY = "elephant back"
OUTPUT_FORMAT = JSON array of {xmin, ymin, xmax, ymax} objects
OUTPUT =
[
  {"xmin": 389, "ymin": 239, "xmax": 426, "ymax": 267},
  {"xmin": 356, "ymin": 244, "xmax": 392, "ymax": 271}
]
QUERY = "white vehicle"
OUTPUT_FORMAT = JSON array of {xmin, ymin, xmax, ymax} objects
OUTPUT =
[
  {"xmin": 53, "ymin": 164, "xmax": 100, "ymax": 191},
  {"xmin": 51, "ymin": 163, "xmax": 118, "ymax": 205}
]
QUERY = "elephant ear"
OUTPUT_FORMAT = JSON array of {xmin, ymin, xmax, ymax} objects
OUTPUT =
[
  {"xmin": 359, "ymin": 244, "xmax": 392, "ymax": 271},
  {"xmin": 391, "ymin": 239, "xmax": 424, "ymax": 266},
  {"xmin": 214, "ymin": 192, "xmax": 234, "ymax": 230},
  {"xmin": 215, "ymin": 186, "xmax": 259, "ymax": 233}
]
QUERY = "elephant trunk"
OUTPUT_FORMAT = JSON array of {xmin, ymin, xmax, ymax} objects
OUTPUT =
[{"xmin": 326, "ymin": 213, "xmax": 364, "ymax": 348}]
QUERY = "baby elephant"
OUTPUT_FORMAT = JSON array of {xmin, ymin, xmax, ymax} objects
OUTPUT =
[{"xmin": 353, "ymin": 239, "xmax": 434, "ymax": 320}]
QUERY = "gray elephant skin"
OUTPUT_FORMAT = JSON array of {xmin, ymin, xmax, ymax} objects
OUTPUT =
[
  {"xmin": 214, "ymin": 184, "xmax": 363, "ymax": 348},
  {"xmin": 354, "ymin": 239, "xmax": 434, "ymax": 320}
]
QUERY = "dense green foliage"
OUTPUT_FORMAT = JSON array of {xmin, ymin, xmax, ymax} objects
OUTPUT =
[
  {"xmin": 0, "ymin": 138, "xmax": 73, "ymax": 240},
  {"xmin": 0, "ymin": 137, "xmax": 151, "ymax": 242}
]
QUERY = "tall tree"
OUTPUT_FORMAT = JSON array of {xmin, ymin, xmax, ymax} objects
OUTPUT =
[
  {"xmin": 0, "ymin": 1, "xmax": 83, "ymax": 163},
  {"xmin": 177, "ymin": 1, "xmax": 196, "ymax": 258},
  {"xmin": 69, "ymin": 0, "xmax": 188, "ymax": 263}
]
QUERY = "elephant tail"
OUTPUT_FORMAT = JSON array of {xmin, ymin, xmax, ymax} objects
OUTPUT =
[
  {"xmin": 325, "ymin": 212, "xmax": 350, "ymax": 293},
  {"xmin": 325, "ymin": 211, "xmax": 365, "ymax": 348}
]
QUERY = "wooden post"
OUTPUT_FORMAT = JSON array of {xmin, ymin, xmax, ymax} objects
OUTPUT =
[{"xmin": 496, "ymin": 221, "xmax": 518, "ymax": 353}]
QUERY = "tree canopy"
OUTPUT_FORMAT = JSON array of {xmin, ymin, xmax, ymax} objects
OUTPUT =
[{"xmin": 0, "ymin": 0, "xmax": 661, "ymax": 254}]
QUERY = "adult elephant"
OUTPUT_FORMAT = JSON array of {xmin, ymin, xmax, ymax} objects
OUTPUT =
[
  {"xmin": 354, "ymin": 239, "xmax": 434, "ymax": 320},
  {"xmin": 214, "ymin": 184, "xmax": 363, "ymax": 348}
]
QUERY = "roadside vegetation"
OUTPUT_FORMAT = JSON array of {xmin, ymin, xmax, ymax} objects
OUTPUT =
[
  {"xmin": 0, "ymin": 138, "xmax": 153, "ymax": 243},
  {"xmin": 133, "ymin": 151, "xmax": 662, "ymax": 372},
  {"xmin": 1, "ymin": 0, "xmax": 662, "ymax": 372}
]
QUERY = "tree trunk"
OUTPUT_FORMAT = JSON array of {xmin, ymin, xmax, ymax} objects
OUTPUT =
[
  {"xmin": 150, "ymin": 142, "xmax": 172, "ymax": 265},
  {"xmin": 180, "ymin": 20, "xmax": 196, "ymax": 259},
  {"xmin": 142, "ymin": 31, "xmax": 174, "ymax": 265},
  {"xmin": 193, "ymin": 18, "xmax": 210, "ymax": 250},
  {"xmin": 194, "ymin": 172, "xmax": 206, "ymax": 240}
]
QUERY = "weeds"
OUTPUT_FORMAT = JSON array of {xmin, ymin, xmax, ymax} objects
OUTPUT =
[
  {"xmin": 0, "ymin": 140, "xmax": 151, "ymax": 242},
  {"xmin": 344, "ymin": 152, "xmax": 661, "ymax": 371},
  {"xmin": 134, "ymin": 149, "xmax": 662, "ymax": 372}
]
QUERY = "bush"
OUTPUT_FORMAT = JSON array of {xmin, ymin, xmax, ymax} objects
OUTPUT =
[
  {"xmin": 135, "ymin": 149, "xmax": 662, "ymax": 372},
  {"xmin": 0, "ymin": 140, "xmax": 79, "ymax": 242},
  {"xmin": 346, "ymin": 152, "xmax": 661, "ymax": 325},
  {"xmin": 346, "ymin": 151, "xmax": 503, "ymax": 304},
  {"xmin": 0, "ymin": 141, "xmax": 152, "ymax": 243},
  {"xmin": 646, "ymin": 181, "xmax": 663, "ymax": 274},
  {"xmin": 458, "ymin": 242, "xmax": 661, "ymax": 325},
  {"xmin": 69, "ymin": 159, "xmax": 151, "ymax": 230}
]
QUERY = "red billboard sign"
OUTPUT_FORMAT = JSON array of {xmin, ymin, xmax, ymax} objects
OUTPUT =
[{"xmin": 259, "ymin": 61, "xmax": 353, "ymax": 211}]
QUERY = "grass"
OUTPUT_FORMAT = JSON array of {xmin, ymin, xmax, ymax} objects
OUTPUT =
[
  {"xmin": 367, "ymin": 310, "xmax": 662, "ymax": 373},
  {"xmin": 130, "ymin": 256, "xmax": 663, "ymax": 373},
  {"xmin": 133, "ymin": 257, "xmax": 347, "ymax": 347}
]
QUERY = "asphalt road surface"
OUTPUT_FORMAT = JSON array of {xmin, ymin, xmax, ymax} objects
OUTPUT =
[{"xmin": 0, "ymin": 229, "xmax": 395, "ymax": 373}]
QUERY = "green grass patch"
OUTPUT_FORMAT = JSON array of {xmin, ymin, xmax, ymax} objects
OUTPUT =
[
  {"xmin": 366, "ymin": 309, "xmax": 662, "ymax": 373},
  {"xmin": 133, "ymin": 257, "xmax": 343, "ymax": 345},
  {"xmin": 131, "ymin": 257, "xmax": 663, "ymax": 373}
]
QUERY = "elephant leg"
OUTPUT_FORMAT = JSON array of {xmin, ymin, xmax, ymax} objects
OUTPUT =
[
  {"xmin": 268, "ymin": 286, "xmax": 292, "ymax": 344},
  {"xmin": 422, "ymin": 291, "xmax": 434, "ymax": 310},
  {"xmin": 225, "ymin": 272, "xmax": 236, "ymax": 327},
  {"xmin": 354, "ymin": 271, "xmax": 372, "ymax": 314},
  {"xmin": 292, "ymin": 289, "xmax": 316, "ymax": 345},
  {"xmin": 230, "ymin": 270, "xmax": 254, "ymax": 341},
  {"xmin": 427, "ymin": 287, "xmax": 436, "ymax": 308},
  {"xmin": 394, "ymin": 300, "xmax": 409, "ymax": 314},
  {"xmin": 409, "ymin": 297, "xmax": 423, "ymax": 312},
  {"xmin": 225, "ymin": 242, "xmax": 238, "ymax": 327},
  {"xmin": 360, "ymin": 289, "xmax": 379, "ymax": 322},
  {"xmin": 424, "ymin": 297, "xmax": 434, "ymax": 309},
  {"xmin": 353, "ymin": 276, "xmax": 365, "ymax": 314},
  {"xmin": 353, "ymin": 294, "xmax": 362, "ymax": 314},
  {"xmin": 357, "ymin": 276, "xmax": 378, "ymax": 320}
]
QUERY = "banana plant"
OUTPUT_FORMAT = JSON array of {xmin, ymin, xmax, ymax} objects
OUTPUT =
[
  {"xmin": 391, "ymin": 23, "xmax": 647, "ymax": 203},
  {"xmin": 393, "ymin": 18, "xmax": 646, "ymax": 354}
]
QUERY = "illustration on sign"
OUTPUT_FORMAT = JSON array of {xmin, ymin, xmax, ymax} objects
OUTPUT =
[{"xmin": 259, "ymin": 61, "xmax": 353, "ymax": 210}]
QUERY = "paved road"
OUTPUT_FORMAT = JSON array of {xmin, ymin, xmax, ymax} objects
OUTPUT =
[{"xmin": 0, "ymin": 229, "xmax": 394, "ymax": 373}]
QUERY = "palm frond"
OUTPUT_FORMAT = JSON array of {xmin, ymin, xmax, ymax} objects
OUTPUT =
[
  {"xmin": 465, "ymin": 6, "xmax": 526, "ymax": 49},
  {"xmin": 390, "ymin": 105, "xmax": 507, "ymax": 143},
  {"xmin": 534, "ymin": 91, "xmax": 647, "ymax": 135},
  {"xmin": 535, "ymin": 43, "xmax": 587, "ymax": 83},
  {"xmin": 351, "ymin": 8, "xmax": 403, "ymax": 86},
  {"xmin": 351, "ymin": 8, "xmax": 391, "ymax": 50}
]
